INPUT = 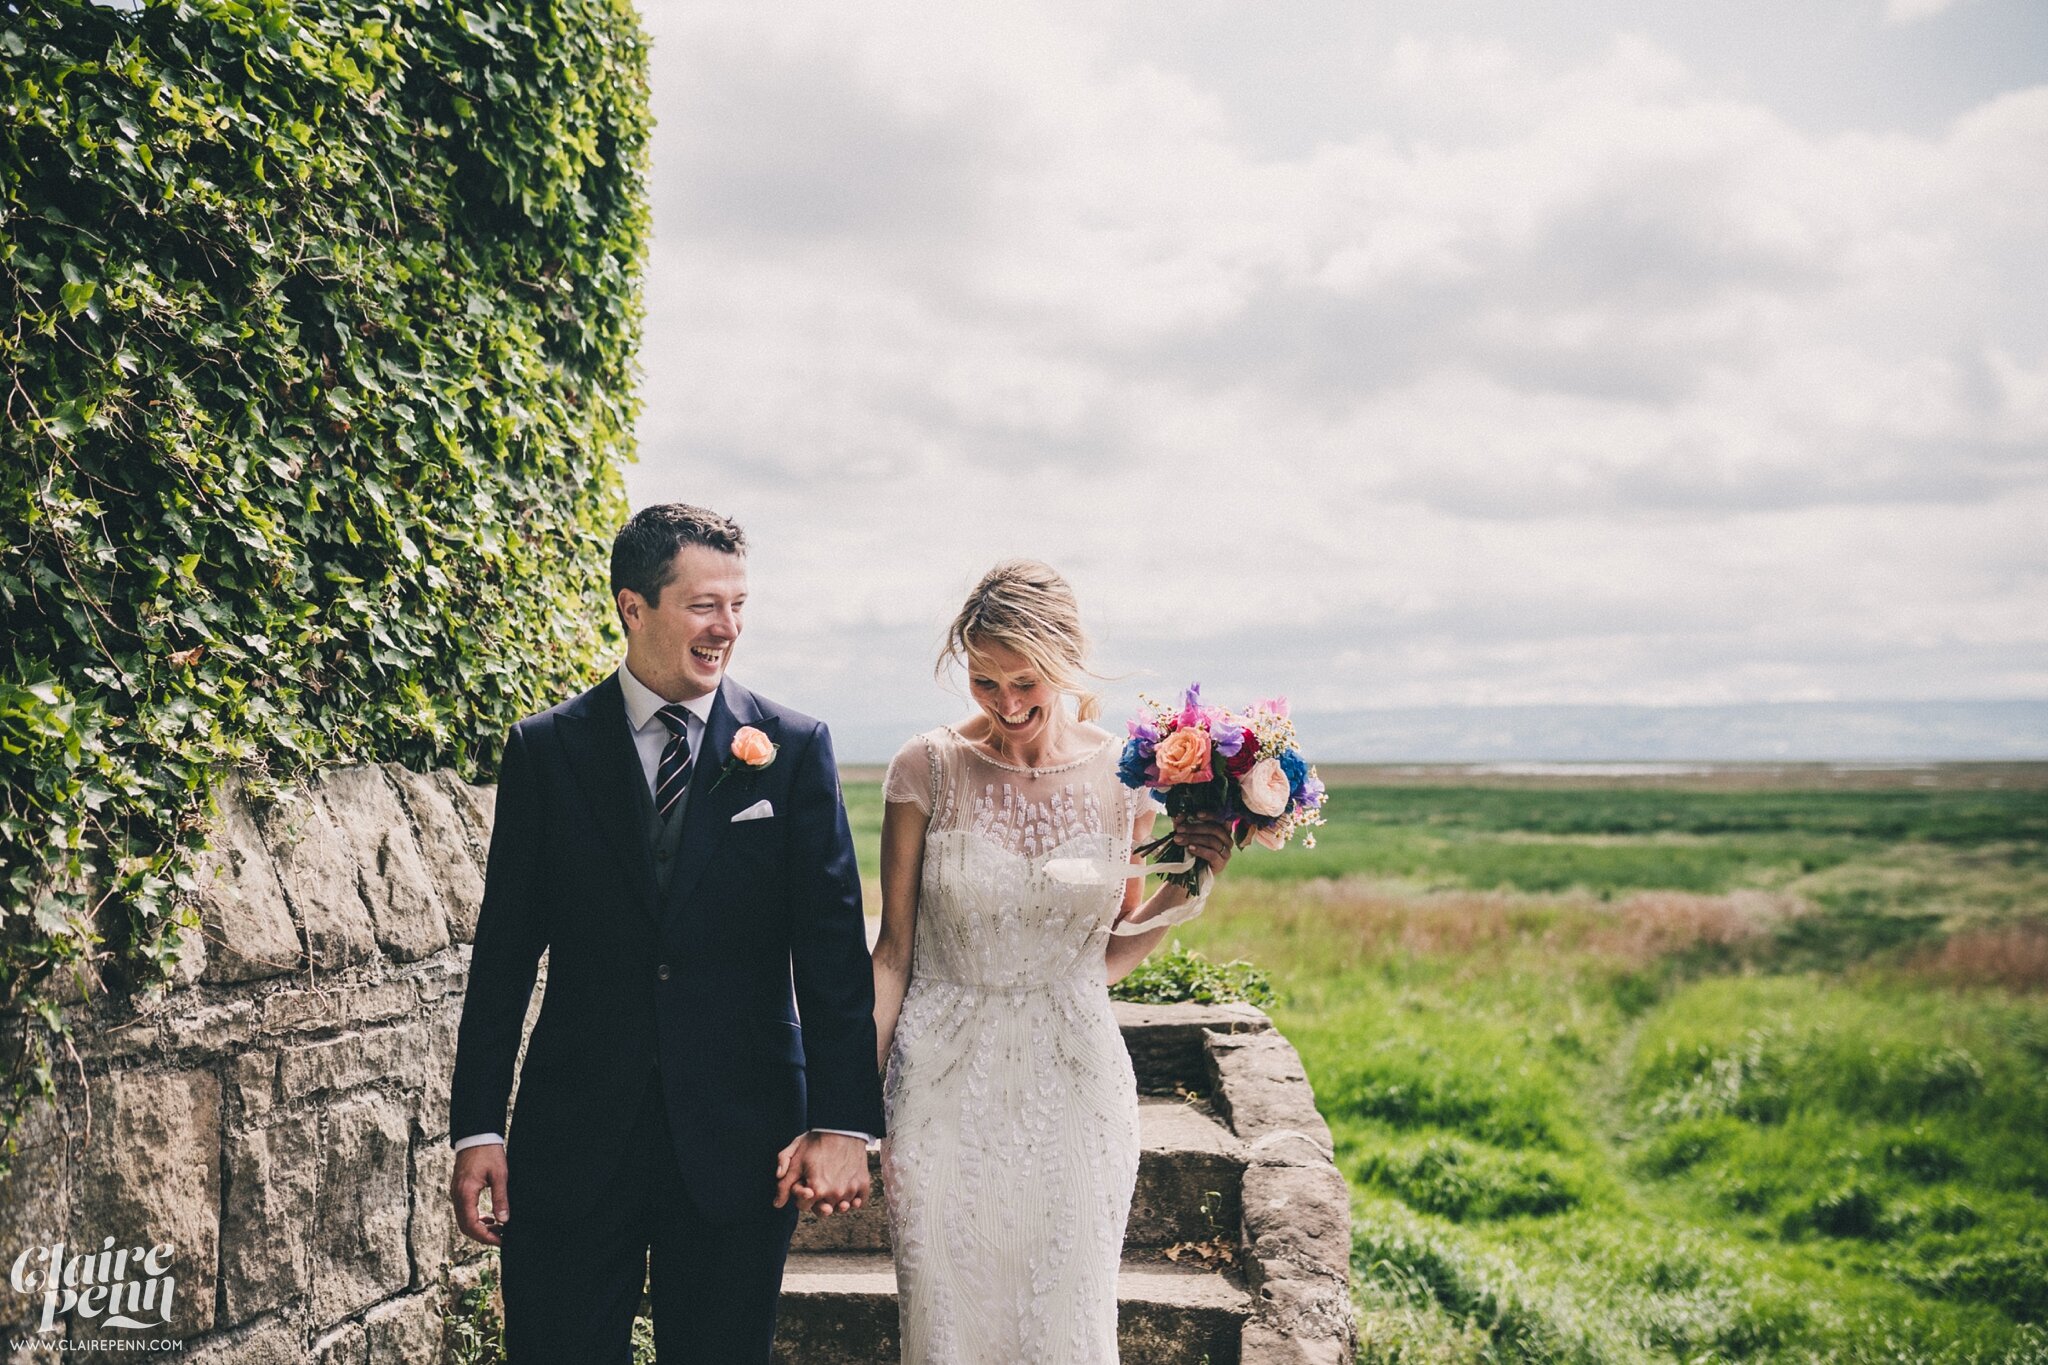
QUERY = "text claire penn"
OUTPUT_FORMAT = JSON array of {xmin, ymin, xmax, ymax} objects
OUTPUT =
[{"xmin": 11, "ymin": 1238, "xmax": 177, "ymax": 1333}]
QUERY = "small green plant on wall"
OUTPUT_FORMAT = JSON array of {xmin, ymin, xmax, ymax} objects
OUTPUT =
[{"xmin": 1109, "ymin": 940, "xmax": 1277, "ymax": 1008}]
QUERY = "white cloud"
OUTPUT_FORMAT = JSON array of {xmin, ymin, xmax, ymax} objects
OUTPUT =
[
  {"xmin": 1885, "ymin": 0, "xmax": 1977, "ymax": 24},
  {"xmin": 624, "ymin": 1, "xmax": 2048, "ymax": 750}
]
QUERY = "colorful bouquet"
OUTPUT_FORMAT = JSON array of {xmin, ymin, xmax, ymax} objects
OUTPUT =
[{"xmin": 1117, "ymin": 684, "xmax": 1327, "ymax": 893}]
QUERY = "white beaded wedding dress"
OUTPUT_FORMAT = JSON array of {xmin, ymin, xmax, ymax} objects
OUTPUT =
[{"xmin": 879, "ymin": 724, "xmax": 1204, "ymax": 1364}]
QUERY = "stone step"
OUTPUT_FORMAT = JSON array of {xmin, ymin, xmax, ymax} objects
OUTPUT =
[
  {"xmin": 1113, "ymin": 1000, "xmax": 1272, "ymax": 1094},
  {"xmin": 791, "ymin": 1096, "xmax": 1246, "ymax": 1253},
  {"xmin": 773, "ymin": 1250, "xmax": 1250, "ymax": 1365}
]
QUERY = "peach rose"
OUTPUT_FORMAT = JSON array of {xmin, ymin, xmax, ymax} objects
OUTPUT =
[
  {"xmin": 1153, "ymin": 727, "xmax": 1213, "ymax": 785},
  {"xmin": 1251, "ymin": 823, "xmax": 1288, "ymax": 851},
  {"xmin": 1241, "ymin": 757, "xmax": 1292, "ymax": 817},
  {"xmin": 731, "ymin": 726, "xmax": 777, "ymax": 768}
]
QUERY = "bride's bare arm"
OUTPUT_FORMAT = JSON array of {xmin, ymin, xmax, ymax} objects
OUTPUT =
[
  {"xmin": 1105, "ymin": 810, "xmax": 1235, "ymax": 984},
  {"xmin": 872, "ymin": 799, "xmax": 926, "ymax": 1072}
]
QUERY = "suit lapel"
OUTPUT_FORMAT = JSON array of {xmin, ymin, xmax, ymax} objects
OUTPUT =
[
  {"xmin": 559, "ymin": 673, "xmax": 659, "ymax": 922},
  {"xmin": 661, "ymin": 678, "xmax": 764, "ymax": 925}
]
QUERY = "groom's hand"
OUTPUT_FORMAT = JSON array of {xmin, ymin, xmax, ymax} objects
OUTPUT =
[
  {"xmin": 450, "ymin": 1144, "xmax": 511, "ymax": 1248},
  {"xmin": 773, "ymin": 1132, "xmax": 870, "ymax": 1216}
]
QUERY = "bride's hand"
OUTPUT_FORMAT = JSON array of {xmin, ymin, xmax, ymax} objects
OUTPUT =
[{"xmin": 1171, "ymin": 814, "xmax": 1235, "ymax": 879}]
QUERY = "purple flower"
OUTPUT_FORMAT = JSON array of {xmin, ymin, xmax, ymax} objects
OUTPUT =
[{"xmin": 1211, "ymin": 715, "xmax": 1250, "ymax": 757}]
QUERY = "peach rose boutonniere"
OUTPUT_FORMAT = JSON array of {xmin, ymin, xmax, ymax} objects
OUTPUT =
[{"xmin": 709, "ymin": 725, "xmax": 779, "ymax": 793}]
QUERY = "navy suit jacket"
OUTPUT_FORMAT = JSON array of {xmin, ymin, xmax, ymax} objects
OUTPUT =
[{"xmin": 448, "ymin": 672, "xmax": 885, "ymax": 1224}]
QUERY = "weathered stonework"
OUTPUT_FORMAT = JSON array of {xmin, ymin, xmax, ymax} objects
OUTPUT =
[
  {"xmin": 0, "ymin": 763, "xmax": 493, "ymax": 1363},
  {"xmin": 261, "ymin": 788, "xmax": 380, "ymax": 971},
  {"xmin": 72, "ymin": 1068, "xmax": 223, "ymax": 1341},
  {"xmin": 1205, "ymin": 1029, "xmax": 1356, "ymax": 1365},
  {"xmin": 191, "ymin": 779, "xmax": 305, "ymax": 985},
  {"xmin": 220, "ymin": 1112, "xmax": 319, "ymax": 1326},
  {"xmin": 313, "ymin": 768, "xmax": 450, "ymax": 964}
]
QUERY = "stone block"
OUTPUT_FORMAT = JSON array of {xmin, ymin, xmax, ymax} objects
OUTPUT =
[
  {"xmin": 192, "ymin": 779, "xmax": 304, "ymax": 984},
  {"xmin": 75, "ymin": 1011, "xmax": 160, "ymax": 1064},
  {"xmin": 261, "ymin": 979, "xmax": 418, "ymax": 1037},
  {"xmin": 278, "ymin": 1025, "xmax": 415, "ymax": 1104},
  {"xmin": 1205, "ymin": 1032, "xmax": 1333, "ymax": 1163},
  {"xmin": 364, "ymin": 1290, "xmax": 443, "ymax": 1363},
  {"xmin": 165, "ymin": 999, "xmax": 261, "ymax": 1057},
  {"xmin": 311, "ymin": 1093, "xmax": 411, "ymax": 1323},
  {"xmin": 312, "ymin": 1319, "xmax": 365, "ymax": 1365},
  {"xmin": 179, "ymin": 1315, "xmax": 303, "ymax": 1365},
  {"xmin": 409, "ymin": 953, "xmax": 468, "ymax": 1004},
  {"xmin": 1114, "ymin": 1001, "xmax": 1271, "ymax": 1095},
  {"xmin": 411, "ymin": 997, "xmax": 461, "ymax": 1139},
  {"xmin": 432, "ymin": 771, "xmax": 495, "ymax": 849},
  {"xmin": 409, "ymin": 1140, "xmax": 460, "ymax": 1289},
  {"xmin": 384, "ymin": 763, "xmax": 486, "ymax": 944},
  {"xmin": 0, "ymin": 1097, "xmax": 72, "ymax": 1329},
  {"xmin": 314, "ymin": 767, "xmax": 449, "ymax": 963},
  {"xmin": 71, "ymin": 1068, "xmax": 221, "ymax": 1340},
  {"xmin": 1240, "ymin": 1320, "xmax": 1354, "ymax": 1365},
  {"xmin": 220, "ymin": 1112, "xmax": 318, "ymax": 1326},
  {"xmin": 230, "ymin": 1052, "xmax": 278, "ymax": 1119},
  {"xmin": 1240, "ymin": 1163, "xmax": 1351, "ymax": 1280},
  {"xmin": 1243, "ymin": 1269, "xmax": 1356, "ymax": 1355},
  {"xmin": 260, "ymin": 789, "xmax": 378, "ymax": 970}
]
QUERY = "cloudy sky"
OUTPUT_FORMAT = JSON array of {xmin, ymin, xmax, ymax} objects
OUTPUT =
[{"xmin": 621, "ymin": 0, "xmax": 2048, "ymax": 756}]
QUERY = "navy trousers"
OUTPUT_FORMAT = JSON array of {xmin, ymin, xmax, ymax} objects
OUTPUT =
[{"xmin": 499, "ymin": 1066, "xmax": 801, "ymax": 1364}]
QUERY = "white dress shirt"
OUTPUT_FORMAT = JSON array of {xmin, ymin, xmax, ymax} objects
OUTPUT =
[{"xmin": 453, "ymin": 663, "xmax": 874, "ymax": 1153}]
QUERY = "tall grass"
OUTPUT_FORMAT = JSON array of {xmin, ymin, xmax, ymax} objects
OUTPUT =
[{"xmin": 846, "ymin": 773, "xmax": 2048, "ymax": 1361}]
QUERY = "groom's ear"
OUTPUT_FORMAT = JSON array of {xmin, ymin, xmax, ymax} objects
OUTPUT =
[{"xmin": 615, "ymin": 587, "xmax": 644, "ymax": 634}]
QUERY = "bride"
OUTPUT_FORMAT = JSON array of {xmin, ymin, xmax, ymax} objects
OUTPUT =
[{"xmin": 869, "ymin": 560, "xmax": 1236, "ymax": 1363}]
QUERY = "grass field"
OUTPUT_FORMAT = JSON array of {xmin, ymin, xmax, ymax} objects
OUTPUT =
[{"xmin": 842, "ymin": 765, "xmax": 2048, "ymax": 1363}]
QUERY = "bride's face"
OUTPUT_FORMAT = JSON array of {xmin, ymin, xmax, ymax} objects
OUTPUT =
[{"xmin": 966, "ymin": 640, "xmax": 1057, "ymax": 748}]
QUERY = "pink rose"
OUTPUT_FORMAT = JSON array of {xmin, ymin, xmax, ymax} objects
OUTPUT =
[
  {"xmin": 1251, "ymin": 823, "xmax": 1288, "ymax": 851},
  {"xmin": 1241, "ymin": 758, "xmax": 1291, "ymax": 817},
  {"xmin": 1153, "ymin": 727, "xmax": 1213, "ymax": 786}
]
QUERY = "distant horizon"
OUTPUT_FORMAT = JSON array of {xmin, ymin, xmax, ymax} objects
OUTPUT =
[{"xmin": 824, "ymin": 697, "xmax": 2048, "ymax": 765}]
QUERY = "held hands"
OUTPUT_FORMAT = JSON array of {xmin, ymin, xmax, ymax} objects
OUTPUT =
[
  {"xmin": 774, "ymin": 1131, "xmax": 871, "ymax": 1216},
  {"xmin": 1170, "ymin": 813, "xmax": 1236, "ymax": 880},
  {"xmin": 450, "ymin": 1144, "xmax": 510, "ymax": 1248}
]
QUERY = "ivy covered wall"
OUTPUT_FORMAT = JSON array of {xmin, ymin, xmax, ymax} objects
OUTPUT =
[{"xmin": 0, "ymin": 0, "xmax": 651, "ymax": 1163}]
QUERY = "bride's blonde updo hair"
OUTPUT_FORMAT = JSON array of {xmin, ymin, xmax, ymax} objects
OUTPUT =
[{"xmin": 939, "ymin": 560, "xmax": 1103, "ymax": 724}]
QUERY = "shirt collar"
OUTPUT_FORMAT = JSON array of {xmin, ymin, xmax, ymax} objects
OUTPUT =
[{"xmin": 618, "ymin": 662, "xmax": 718, "ymax": 733}]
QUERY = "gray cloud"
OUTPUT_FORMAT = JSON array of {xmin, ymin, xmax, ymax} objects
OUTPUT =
[{"xmin": 623, "ymin": 1, "xmax": 2048, "ymax": 752}]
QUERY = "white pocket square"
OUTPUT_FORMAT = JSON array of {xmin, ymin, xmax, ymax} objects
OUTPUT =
[{"xmin": 731, "ymin": 799, "xmax": 776, "ymax": 823}]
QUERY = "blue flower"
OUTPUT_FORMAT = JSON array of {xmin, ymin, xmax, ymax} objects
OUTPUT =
[
  {"xmin": 1278, "ymin": 748, "xmax": 1309, "ymax": 798},
  {"xmin": 1118, "ymin": 737, "xmax": 1156, "ymax": 789}
]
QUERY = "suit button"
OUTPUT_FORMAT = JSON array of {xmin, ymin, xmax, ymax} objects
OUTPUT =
[{"xmin": 657, "ymin": 963, "xmax": 671, "ymax": 981}]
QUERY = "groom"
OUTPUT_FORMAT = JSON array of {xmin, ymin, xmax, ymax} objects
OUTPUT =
[{"xmin": 447, "ymin": 502, "xmax": 884, "ymax": 1363}]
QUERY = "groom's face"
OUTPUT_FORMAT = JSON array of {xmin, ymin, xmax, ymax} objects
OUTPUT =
[{"xmin": 623, "ymin": 544, "xmax": 747, "ymax": 700}]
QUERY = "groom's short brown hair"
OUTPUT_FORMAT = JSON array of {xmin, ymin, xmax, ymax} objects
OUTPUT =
[{"xmin": 609, "ymin": 503, "xmax": 747, "ymax": 628}]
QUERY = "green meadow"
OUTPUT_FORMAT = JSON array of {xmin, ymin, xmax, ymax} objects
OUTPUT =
[{"xmin": 844, "ymin": 766, "xmax": 2048, "ymax": 1363}]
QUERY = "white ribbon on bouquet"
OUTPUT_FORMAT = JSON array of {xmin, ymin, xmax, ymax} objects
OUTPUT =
[{"xmin": 1042, "ymin": 854, "xmax": 1213, "ymax": 935}]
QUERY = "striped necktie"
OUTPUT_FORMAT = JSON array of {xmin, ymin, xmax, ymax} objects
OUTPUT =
[{"xmin": 654, "ymin": 704, "xmax": 694, "ymax": 818}]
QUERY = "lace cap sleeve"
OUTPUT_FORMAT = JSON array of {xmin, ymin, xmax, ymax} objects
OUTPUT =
[{"xmin": 883, "ymin": 732, "xmax": 937, "ymax": 814}]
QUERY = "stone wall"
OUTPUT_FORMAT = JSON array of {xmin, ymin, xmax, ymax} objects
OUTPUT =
[{"xmin": 1, "ymin": 765, "xmax": 502, "ymax": 1364}]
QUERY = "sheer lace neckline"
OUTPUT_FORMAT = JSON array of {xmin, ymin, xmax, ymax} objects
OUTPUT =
[{"xmin": 940, "ymin": 723, "xmax": 1115, "ymax": 777}]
